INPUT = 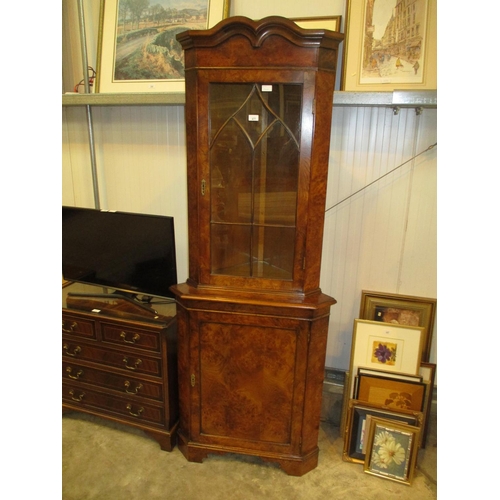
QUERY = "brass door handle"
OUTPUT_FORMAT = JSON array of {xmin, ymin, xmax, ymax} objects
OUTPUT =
[
  {"xmin": 124, "ymin": 381, "xmax": 143, "ymax": 394},
  {"xmin": 126, "ymin": 403, "xmax": 144, "ymax": 417},
  {"xmin": 66, "ymin": 367, "xmax": 84, "ymax": 380},
  {"xmin": 120, "ymin": 331, "xmax": 140, "ymax": 344},
  {"xmin": 69, "ymin": 389, "xmax": 85, "ymax": 402},
  {"xmin": 63, "ymin": 344, "xmax": 81, "ymax": 357},
  {"xmin": 123, "ymin": 357, "xmax": 142, "ymax": 370},
  {"xmin": 62, "ymin": 320, "xmax": 78, "ymax": 333}
]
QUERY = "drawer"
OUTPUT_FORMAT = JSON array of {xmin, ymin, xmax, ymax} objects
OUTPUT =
[
  {"xmin": 62, "ymin": 382, "xmax": 165, "ymax": 426},
  {"xmin": 101, "ymin": 323, "xmax": 160, "ymax": 353},
  {"xmin": 62, "ymin": 314, "xmax": 97, "ymax": 340},
  {"xmin": 62, "ymin": 341, "xmax": 162, "ymax": 377},
  {"xmin": 62, "ymin": 361, "xmax": 164, "ymax": 401}
]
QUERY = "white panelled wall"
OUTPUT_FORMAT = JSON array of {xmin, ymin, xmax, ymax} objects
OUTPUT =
[
  {"xmin": 62, "ymin": 103, "xmax": 437, "ymax": 371},
  {"xmin": 321, "ymin": 105, "xmax": 437, "ymax": 369},
  {"xmin": 62, "ymin": 105, "xmax": 189, "ymax": 290}
]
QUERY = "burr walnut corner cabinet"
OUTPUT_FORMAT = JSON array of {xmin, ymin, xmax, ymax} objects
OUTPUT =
[{"xmin": 170, "ymin": 16, "xmax": 343, "ymax": 476}]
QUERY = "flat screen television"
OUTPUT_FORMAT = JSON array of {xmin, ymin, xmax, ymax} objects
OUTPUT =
[{"xmin": 62, "ymin": 206, "xmax": 178, "ymax": 300}]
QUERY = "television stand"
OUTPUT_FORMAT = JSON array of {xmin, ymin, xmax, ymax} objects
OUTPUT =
[{"xmin": 62, "ymin": 282, "xmax": 179, "ymax": 451}]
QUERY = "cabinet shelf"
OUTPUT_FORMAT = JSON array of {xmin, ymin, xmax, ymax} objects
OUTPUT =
[{"xmin": 62, "ymin": 90, "xmax": 437, "ymax": 108}]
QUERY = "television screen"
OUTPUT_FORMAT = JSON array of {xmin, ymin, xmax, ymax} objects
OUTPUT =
[{"xmin": 62, "ymin": 206, "xmax": 178, "ymax": 299}]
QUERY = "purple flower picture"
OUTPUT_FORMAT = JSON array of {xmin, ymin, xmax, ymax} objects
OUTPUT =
[{"xmin": 372, "ymin": 341, "xmax": 397, "ymax": 365}]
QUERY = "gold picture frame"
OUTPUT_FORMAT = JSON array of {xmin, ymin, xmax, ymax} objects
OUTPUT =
[
  {"xmin": 290, "ymin": 14, "xmax": 346, "ymax": 90},
  {"xmin": 363, "ymin": 417, "xmax": 421, "ymax": 485},
  {"xmin": 419, "ymin": 361, "xmax": 436, "ymax": 448},
  {"xmin": 347, "ymin": 319, "xmax": 424, "ymax": 401},
  {"xmin": 359, "ymin": 290, "xmax": 437, "ymax": 362},
  {"xmin": 290, "ymin": 16, "xmax": 341, "ymax": 32},
  {"xmin": 343, "ymin": 400, "xmax": 422, "ymax": 464},
  {"xmin": 355, "ymin": 373, "xmax": 427, "ymax": 412},
  {"xmin": 342, "ymin": 0, "xmax": 436, "ymax": 91},
  {"xmin": 96, "ymin": 0, "xmax": 230, "ymax": 93}
]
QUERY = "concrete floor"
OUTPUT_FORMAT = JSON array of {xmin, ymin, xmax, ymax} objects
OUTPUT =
[{"xmin": 62, "ymin": 410, "xmax": 437, "ymax": 499}]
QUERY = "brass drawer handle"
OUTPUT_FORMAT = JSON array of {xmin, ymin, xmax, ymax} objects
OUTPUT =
[
  {"xmin": 120, "ymin": 331, "xmax": 140, "ymax": 344},
  {"xmin": 126, "ymin": 403, "xmax": 144, "ymax": 417},
  {"xmin": 124, "ymin": 381, "xmax": 143, "ymax": 394},
  {"xmin": 123, "ymin": 357, "xmax": 142, "ymax": 370},
  {"xmin": 69, "ymin": 389, "xmax": 85, "ymax": 402},
  {"xmin": 66, "ymin": 367, "xmax": 84, "ymax": 380},
  {"xmin": 62, "ymin": 320, "xmax": 78, "ymax": 333},
  {"xmin": 63, "ymin": 344, "xmax": 81, "ymax": 357}
]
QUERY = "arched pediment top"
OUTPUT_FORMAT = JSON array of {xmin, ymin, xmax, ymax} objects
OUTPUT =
[{"xmin": 176, "ymin": 16, "xmax": 344, "ymax": 51}]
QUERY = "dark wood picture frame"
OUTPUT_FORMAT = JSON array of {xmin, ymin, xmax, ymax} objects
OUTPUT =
[
  {"xmin": 342, "ymin": 400, "xmax": 423, "ymax": 464},
  {"xmin": 359, "ymin": 290, "xmax": 437, "ymax": 362},
  {"xmin": 355, "ymin": 373, "xmax": 427, "ymax": 413}
]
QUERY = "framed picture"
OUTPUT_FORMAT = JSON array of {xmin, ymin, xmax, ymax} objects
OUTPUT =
[
  {"xmin": 359, "ymin": 290, "xmax": 437, "ymax": 362},
  {"xmin": 419, "ymin": 361, "xmax": 436, "ymax": 447},
  {"xmin": 347, "ymin": 319, "xmax": 424, "ymax": 400},
  {"xmin": 358, "ymin": 367, "xmax": 422, "ymax": 384},
  {"xmin": 290, "ymin": 16, "xmax": 342, "ymax": 32},
  {"xmin": 363, "ymin": 417, "xmax": 420, "ymax": 485},
  {"xmin": 341, "ymin": 0, "xmax": 436, "ymax": 91},
  {"xmin": 342, "ymin": 400, "xmax": 422, "ymax": 464},
  {"xmin": 290, "ymin": 15, "xmax": 345, "ymax": 90},
  {"xmin": 355, "ymin": 373, "xmax": 427, "ymax": 412},
  {"xmin": 96, "ymin": 0, "xmax": 230, "ymax": 93}
]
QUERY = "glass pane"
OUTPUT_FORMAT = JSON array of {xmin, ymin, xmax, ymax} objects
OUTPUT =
[
  {"xmin": 209, "ymin": 83, "xmax": 302, "ymax": 280},
  {"xmin": 211, "ymin": 125, "xmax": 253, "ymax": 224},
  {"xmin": 251, "ymin": 226, "xmax": 295, "ymax": 279},
  {"xmin": 253, "ymin": 122, "xmax": 299, "ymax": 226},
  {"xmin": 211, "ymin": 224, "xmax": 251, "ymax": 277}
]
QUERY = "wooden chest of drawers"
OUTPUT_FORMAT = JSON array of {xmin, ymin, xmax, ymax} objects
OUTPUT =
[{"xmin": 62, "ymin": 283, "xmax": 178, "ymax": 451}]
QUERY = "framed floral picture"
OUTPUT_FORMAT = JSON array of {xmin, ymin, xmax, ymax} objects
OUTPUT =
[
  {"xmin": 342, "ymin": 400, "xmax": 422, "ymax": 464},
  {"xmin": 346, "ymin": 319, "xmax": 424, "ymax": 401},
  {"xmin": 354, "ymin": 373, "xmax": 427, "ymax": 412},
  {"xmin": 96, "ymin": 0, "xmax": 231, "ymax": 93},
  {"xmin": 363, "ymin": 417, "xmax": 421, "ymax": 485}
]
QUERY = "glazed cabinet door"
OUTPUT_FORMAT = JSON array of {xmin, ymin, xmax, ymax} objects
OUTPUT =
[
  {"xmin": 194, "ymin": 70, "xmax": 317, "ymax": 294},
  {"xmin": 186, "ymin": 309, "xmax": 310, "ymax": 454}
]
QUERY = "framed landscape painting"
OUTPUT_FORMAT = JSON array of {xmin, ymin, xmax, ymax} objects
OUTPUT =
[{"xmin": 96, "ymin": 0, "xmax": 230, "ymax": 93}]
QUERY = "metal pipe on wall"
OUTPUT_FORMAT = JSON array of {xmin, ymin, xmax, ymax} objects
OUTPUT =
[{"xmin": 77, "ymin": 0, "xmax": 100, "ymax": 209}]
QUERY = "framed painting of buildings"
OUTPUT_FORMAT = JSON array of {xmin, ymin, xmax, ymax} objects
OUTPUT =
[{"xmin": 342, "ymin": 0, "xmax": 436, "ymax": 91}]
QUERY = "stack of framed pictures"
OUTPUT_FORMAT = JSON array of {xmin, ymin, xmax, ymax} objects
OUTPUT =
[{"xmin": 342, "ymin": 291, "xmax": 437, "ymax": 485}]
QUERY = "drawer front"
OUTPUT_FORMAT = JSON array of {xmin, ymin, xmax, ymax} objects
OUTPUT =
[
  {"xmin": 62, "ymin": 383, "xmax": 165, "ymax": 426},
  {"xmin": 62, "ymin": 362, "xmax": 164, "ymax": 401},
  {"xmin": 62, "ymin": 341, "xmax": 162, "ymax": 377},
  {"xmin": 62, "ymin": 314, "xmax": 97, "ymax": 340},
  {"xmin": 101, "ymin": 323, "xmax": 161, "ymax": 353}
]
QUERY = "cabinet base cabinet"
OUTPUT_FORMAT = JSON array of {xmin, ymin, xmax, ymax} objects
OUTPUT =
[
  {"xmin": 176, "ymin": 432, "xmax": 320, "ymax": 477},
  {"xmin": 171, "ymin": 283, "xmax": 335, "ymax": 476}
]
